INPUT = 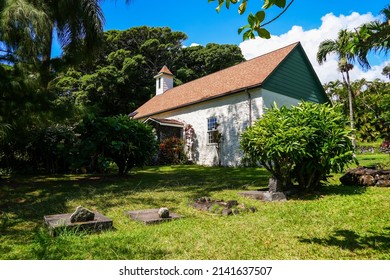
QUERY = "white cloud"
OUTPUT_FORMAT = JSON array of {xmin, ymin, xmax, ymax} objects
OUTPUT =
[
  {"xmin": 182, "ymin": 42, "xmax": 201, "ymax": 49},
  {"xmin": 239, "ymin": 12, "xmax": 389, "ymax": 84}
]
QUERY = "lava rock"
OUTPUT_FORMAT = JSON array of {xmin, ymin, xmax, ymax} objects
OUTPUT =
[
  {"xmin": 225, "ymin": 200, "xmax": 238, "ymax": 209},
  {"xmin": 70, "ymin": 206, "xmax": 95, "ymax": 223},
  {"xmin": 340, "ymin": 167, "xmax": 390, "ymax": 187},
  {"xmin": 222, "ymin": 208, "xmax": 233, "ymax": 216}
]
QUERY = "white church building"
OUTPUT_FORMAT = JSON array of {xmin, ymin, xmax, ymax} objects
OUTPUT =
[{"xmin": 132, "ymin": 42, "xmax": 328, "ymax": 166}]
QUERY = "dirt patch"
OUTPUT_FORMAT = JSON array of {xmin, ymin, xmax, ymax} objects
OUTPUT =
[{"xmin": 192, "ymin": 197, "xmax": 257, "ymax": 216}]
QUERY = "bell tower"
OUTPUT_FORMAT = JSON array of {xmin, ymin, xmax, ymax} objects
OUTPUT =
[{"xmin": 154, "ymin": 65, "xmax": 174, "ymax": 95}]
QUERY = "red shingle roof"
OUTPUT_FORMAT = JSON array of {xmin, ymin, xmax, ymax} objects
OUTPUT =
[
  {"xmin": 145, "ymin": 117, "xmax": 184, "ymax": 127},
  {"xmin": 158, "ymin": 65, "xmax": 173, "ymax": 76},
  {"xmin": 134, "ymin": 42, "xmax": 299, "ymax": 119}
]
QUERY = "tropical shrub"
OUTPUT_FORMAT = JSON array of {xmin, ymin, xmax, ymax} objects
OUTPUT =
[
  {"xmin": 240, "ymin": 102, "xmax": 355, "ymax": 191},
  {"xmin": 158, "ymin": 137, "xmax": 186, "ymax": 165}
]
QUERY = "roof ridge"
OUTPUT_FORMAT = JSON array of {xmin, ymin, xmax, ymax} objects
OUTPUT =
[
  {"xmin": 160, "ymin": 42, "xmax": 300, "ymax": 95},
  {"xmin": 242, "ymin": 41, "xmax": 300, "ymax": 63},
  {"xmin": 134, "ymin": 42, "xmax": 301, "ymax": 119}
]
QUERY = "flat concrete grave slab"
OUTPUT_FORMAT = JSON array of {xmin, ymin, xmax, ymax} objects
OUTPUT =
[
  {"xmin": 125, "ymin": 209, "xmax": 182, "ymax": 225},
  {"xmin": 239, "ymin": 191, "xmax": 287, "ymax": 202},
  {"xmin": 44, "ymin": 211, "xmax": 113, "ymax": 236}
]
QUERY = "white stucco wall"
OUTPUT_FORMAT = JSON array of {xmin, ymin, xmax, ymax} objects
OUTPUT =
[{"xmin": 151, "ymin": 88, "xmax": 301, "ymax": 166}]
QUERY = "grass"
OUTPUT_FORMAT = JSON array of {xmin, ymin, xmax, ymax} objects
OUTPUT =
[
  {"xmin": 353, "ymin": 153, "xmax": 390, "ymax": 169},
  {"xmin": 0, "ymin": 154, "xmax": 389, "ymax": 260}
]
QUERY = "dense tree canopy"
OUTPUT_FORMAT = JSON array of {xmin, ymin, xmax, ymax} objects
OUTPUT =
[
  {"xmin": 0, "ymin": 25, "xmax": 244, "ymax": 174},
  {"xmin": 324, "ymin": 78, "xmax": 390, "ymax": 142},
  {"xmin": 174, "ymin": 43, "xmax": 244, "ymax": 84},
  {"xmin": 52, "ymin": 26, "xmax": 244, "ymax": 117}
]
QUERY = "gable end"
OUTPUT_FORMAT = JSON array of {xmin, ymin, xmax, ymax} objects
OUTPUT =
[{"xmin": 262, "ymin": 44, "xmax": 329, "ymax": 104}]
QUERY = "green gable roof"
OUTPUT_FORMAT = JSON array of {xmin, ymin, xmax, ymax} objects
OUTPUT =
[{"xmin": 263, "ymin": 43, "xmax": 329, "ymax": 104}]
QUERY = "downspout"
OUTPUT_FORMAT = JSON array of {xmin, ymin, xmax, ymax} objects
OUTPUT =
[{"xmin": 246, "ymin": 89, "xmax": 252, "ymax": 126}]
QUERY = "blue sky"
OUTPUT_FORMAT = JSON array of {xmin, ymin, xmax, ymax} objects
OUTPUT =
[
  {"xmin": 54, "ymin": 0, "xmax": 390, "ymax": 83},
  {"xmin": 101, "ymin": 0, "xmax": 387, "ymax": 46}
]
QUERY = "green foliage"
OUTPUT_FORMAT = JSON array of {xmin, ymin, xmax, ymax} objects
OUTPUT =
[
  {"xmin": 317, "ymin": 29, "xmax": 359, "ymax": 148},
  {"xmin": 210, "ymin": 0, "xmax": 294, "ymax": 40},
  {"xmin": 27, "ymin": 125, "xmax": 77, "ymax": 173},
  {"xmin": 52, "ymin": 27, "xmax": 244, "ymax": 117},
  {"xmin": 240, "ymin": 102, "xmax": 354, "ymax": 191},
  {"xmin": 355, "ymin": 81, "xmax": 390, "ymax": 142},
  {"xmin": 382, "ymin": 64, "xmax": 390, "ymax": 79},
  {"xmin": 348, "ymin": 4, "xmax": 390, "ymax": 70},
  {"xmin": 158, "ymin": 137, "xmax": 186, "ymax": 165},
  {"xmin": 174, "ymin": 43, "xmax": 244, "ymax": 85},
  {"xmin": 0, "ymin": 0, "xmax": 105, "ymax": 63},
  {"xmin": 325, "ymin": 78, "xmax": 390, "ymax": 142},
  {"xmin": 0, "ymin": 63, "xmax": 60, "ymax": 173},
  {"xmin": 74, "ymin": 115, "xmax": 158, "ymax": 175},
  {"xmin": 0, "ymin": 124, "xmax": 77, "ymax": 174}
]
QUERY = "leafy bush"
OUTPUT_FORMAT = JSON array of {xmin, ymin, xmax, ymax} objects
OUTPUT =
[
  {"xmin": 158, "ymin": 137, "xmax": 186, "ymax": 165},
  {"xmin": 74, "ymin": 115, "xmax": 158, "ymax": 174},
  {"xmin": 240, "ymin": 102, "xmax": 355, "ymax": 191}
]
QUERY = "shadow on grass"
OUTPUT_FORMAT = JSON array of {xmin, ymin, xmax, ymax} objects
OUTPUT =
[
  {"xmin": 0, "ymin": 165, "xmax": 270, "ymax": 239},
  {"xmin": 299, "ymin": 227, "xmax": 390, "ymax": 252},
  {"xmin": 322, "ymin": 184, "xmax": 367, "ymax": 195},
  {"xmin": 287, "ymin": 184, "xmax": 368, "ymax": 201}
]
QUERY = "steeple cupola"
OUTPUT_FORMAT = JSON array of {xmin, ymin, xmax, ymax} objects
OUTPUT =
[{"xmin": 154, "ymin": 65, "xmax": 174, "ymax": 95}]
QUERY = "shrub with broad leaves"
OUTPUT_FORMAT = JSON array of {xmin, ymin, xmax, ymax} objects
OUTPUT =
[{"xmin": 240, "ymin": 102, "xmax": 355, "ymax": 191}]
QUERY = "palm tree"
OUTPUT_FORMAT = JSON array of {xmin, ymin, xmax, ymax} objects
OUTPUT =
[
  {"xmin": 351, "ymin": 5, "xmax": 390, "ymax": 70},
  {"xmin": 317, "ymin": 29, "xmax": 357, "ymax": 148},
  {"xmin": 323, "ymin": 80, "xmax": 344, "ymax": 105},
  {"xmin": 382, "ymin": 64, "xmax": 390, "ymax": 79},
  {"xmin": 0, "ymin": 1, "xmax": 131, "ymax": 84},
  {"xmin": 1, "ymin": 1, "xmax": 104, "ymax": 60}
]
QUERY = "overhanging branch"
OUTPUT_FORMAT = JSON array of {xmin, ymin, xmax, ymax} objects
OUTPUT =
[{"xmin": 260, "ymin": 0, "xmax": 295, "ymax": 28}]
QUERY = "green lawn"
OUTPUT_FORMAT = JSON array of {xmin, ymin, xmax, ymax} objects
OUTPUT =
[{"xmin": 1, "ymin": 154, "xmax": 389, "ymax": 260}]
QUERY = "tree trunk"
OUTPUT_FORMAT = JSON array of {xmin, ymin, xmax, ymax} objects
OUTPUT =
[
  {"xmin": 342, "ymin": 70, "xmax": 356, "ymax": 150},
  {"xmin": 268, "ymin": 176, "xmax": 284, "ymax": 192},
  {"xmin": 40, "ymin": 27, "xmax": 54, "ymax": 88}
]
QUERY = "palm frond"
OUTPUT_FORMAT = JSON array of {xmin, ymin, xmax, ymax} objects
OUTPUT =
[{"xmin": 316, "ymin": 39, "xmax": 338, "ymax": 64}]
